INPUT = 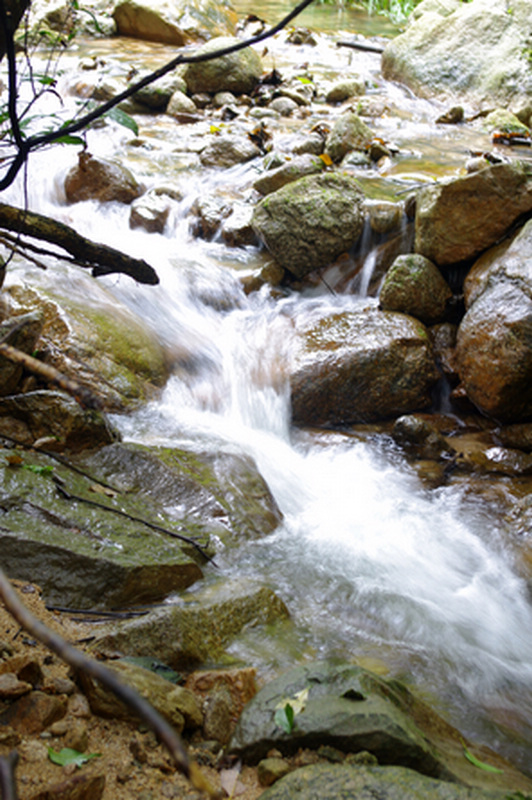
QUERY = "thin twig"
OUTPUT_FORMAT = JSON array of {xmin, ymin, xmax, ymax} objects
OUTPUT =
[
  {"xmin": 0, "ymin": 569, "xmax": 220, "ymax": 798},
  {"xmin": 53, "ymin": 478, "xmax": 216, "ymax": 566},
  {"xmin": 0, "ymin": 341, "xmax": 103, "ymax": 410}
]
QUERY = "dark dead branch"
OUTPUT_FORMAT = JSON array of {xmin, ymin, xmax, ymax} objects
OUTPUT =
[
  {"xmin": 336, "ymin": 39, "xmax": 385, "ymax": 53},
  {"xmin": 0, "ymin": 203, "xmax": 159, "ymax": 284}
]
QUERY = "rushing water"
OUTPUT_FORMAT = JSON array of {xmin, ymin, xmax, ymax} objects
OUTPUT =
[{"xmin": 3, "ymin": 6, "xmax": 532, "ymax": 774}]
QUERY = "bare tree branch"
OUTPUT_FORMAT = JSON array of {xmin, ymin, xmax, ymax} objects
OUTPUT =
[{"xmin": 0, "ymin": 568, "xmax": 220, "ymax": 798}]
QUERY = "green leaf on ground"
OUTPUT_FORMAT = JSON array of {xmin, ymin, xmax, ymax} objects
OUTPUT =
[{"xmin": 48, "ymin": 748, "xmax": 101, "ymax": 768}]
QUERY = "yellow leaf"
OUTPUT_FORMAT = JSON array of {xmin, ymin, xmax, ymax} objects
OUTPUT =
[
  {"xmin": 89, "ymin": 483, "xmax": 117, "ymax": 497},
  {"xmin": 319, "ymin": 153, "xmax": 333, "ymax": 167},
  {"xmin": 275, "ymin": 686, "xmax": 309, "ymax": 716}
]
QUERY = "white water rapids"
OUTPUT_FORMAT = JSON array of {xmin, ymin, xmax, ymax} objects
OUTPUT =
[{"xmin": 3, "ymin": 24, "xmax": 532, "ymax": 771}]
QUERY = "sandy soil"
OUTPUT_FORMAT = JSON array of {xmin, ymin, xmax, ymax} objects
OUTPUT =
[{"xmin": 0, "ymin": 580, "xmax": 265, "ymax": 800}]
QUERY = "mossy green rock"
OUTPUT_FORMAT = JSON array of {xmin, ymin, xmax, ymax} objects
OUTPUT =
[
  {"xmin": 230, "ymin": 662, "xmax": 532, "ymax": 793},
  {"xmin": 379, "ymin": 254, "xmax": 452, "ymax": 325},
  {"xmin": 6, "ymin": 274, "xmax": 169, "ymax": 411},
  {"xmin": 91, "ymin": 580, "xmax": 290, "ymax": 669},
  {"xmin": 324, "ymin": 113, "xmax": 374, "ymax": 163},
  {"xmin": 0, "ymin": 441, "xmax": 281, "ymax": 609},
  {"xmin": 290, "ymin": 309, "xmax": 438, "ymax": 426},
  {"xmin": 259, "ymin": 764, "xmax": 509, "ymax": 800},
  {"xmin": 252, "ymin": 173, "xmax": 365, "ymax": 279},
  {"xmin": 183, "ymin": 36, "xmax": 262, "ymax": 95}
]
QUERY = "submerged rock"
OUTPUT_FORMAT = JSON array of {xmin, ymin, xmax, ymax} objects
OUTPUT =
[
  {"xmin": 4, "ymin": 276, "xmax": 169, "ymax": 412},
  {"xmin": 290, "ymin": 309, "xmax": 439, "ymax": 426},
  {"xmin": 252, "ymin": 173, "xmax": 365, "ymax": 279}
]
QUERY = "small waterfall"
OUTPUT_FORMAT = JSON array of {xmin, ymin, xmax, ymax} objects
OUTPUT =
[{"xmin": 3, "ymin": 35, "xmax": 532, "ymax": 774}]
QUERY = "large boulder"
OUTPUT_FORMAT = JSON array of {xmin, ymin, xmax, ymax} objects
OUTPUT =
[
  {"xmin": 4, "ymin": 276, "xmax": 169, "ymax": 412},
  {"xmin": 252, "ymin": 173, "xmax": 365, "ymax": 279},
  {"xmin": 113, "ymin": 0, "xmax": 237, "ymax": 45},
  {"xmin": 183, "ymin": 36, "xmax": 262, "ymax": 95},
  {"xmin": 414, "ymin": 161, "xmax": 532, "ymax": 267},
  {"xmin": 0, "ymin": 441, "xmax": 282, "ymax": 609},
  {"xmin": 456, "ymin": 221, "xmax": 532, "ymax": 421},
  {"xmin": 259, "ymin": 764, "xmax": 517, "ymax": 800},
  {"xmin": 290, "ymin": 308, "xmax": 439, "ymax": 427},
  {"xmin": 229, "ymin": 662, "xmax": 532, "ymax": 792},
  {"xmin": 382, "ymin": 0, "xmax": 532, "ymax": 105},
  {"xmin": 91, "ymin": 580, "xmax": 290, "ymax": 669}
]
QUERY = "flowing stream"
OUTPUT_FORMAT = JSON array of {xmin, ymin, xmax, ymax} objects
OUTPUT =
[{"xmin": 3, "ymin": 7, "xmax": 532, "ymax": 774}]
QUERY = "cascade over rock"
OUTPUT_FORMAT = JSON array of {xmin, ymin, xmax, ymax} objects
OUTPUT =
[
  {"xmin": 382, "ymin": 0, "xmax": 532, "ymax": 105},
  {"xmin": 290, "ymin": 309, "xmax": 439, "ymax": 426}
]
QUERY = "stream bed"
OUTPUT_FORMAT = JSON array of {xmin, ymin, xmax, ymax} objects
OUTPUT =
[{"xmin": 3, "ymin": 3, "xmax": 532, "ymax": 777}]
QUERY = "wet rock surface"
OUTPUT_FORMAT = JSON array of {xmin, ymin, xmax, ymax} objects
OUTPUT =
[
  {"xmin": 290, "ymin": 309, "xmax": 439, "ymax": 426},
  {"xmin": 252, "ymin": 172, "xmax": 365, "ymax": 278},
  {"xmin": 382, "ymin": 0, "xmax": 532, "ymax": 105}
]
